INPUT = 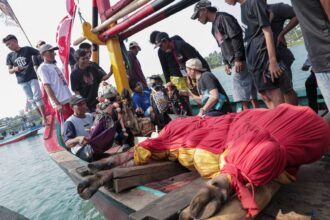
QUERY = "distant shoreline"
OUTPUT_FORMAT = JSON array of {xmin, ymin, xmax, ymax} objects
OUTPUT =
[{"xmin": 288, "ymin": 39, "xmax": 304, "ymax": 48}]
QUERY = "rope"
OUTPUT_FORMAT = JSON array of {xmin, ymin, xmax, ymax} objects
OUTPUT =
[{"xmin": 76, "ymin": 0, "xmax": 86, "ymax": 23}]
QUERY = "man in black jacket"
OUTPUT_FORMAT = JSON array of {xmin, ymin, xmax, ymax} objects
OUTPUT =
[
  {"xmin": 150, "ymin": 31, "xmax": 184, "ymax": 84},
  {"xmin": 155, "ymin": 32, "xmax": 210, "ymax": 95},
  {"xmin": 191, "ymin": 0, "xmax": 258, "ymax": 110}
]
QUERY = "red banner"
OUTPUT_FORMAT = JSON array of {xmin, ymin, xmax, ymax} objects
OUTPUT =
[{"xmin": 56, "ymin": 0, "xmax": 76, "ymax": 81}]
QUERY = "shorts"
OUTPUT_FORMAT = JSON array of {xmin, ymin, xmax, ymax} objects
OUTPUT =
[
  {"xmin": 251, "ymin": 61, "xmax": 280, "ymax": 93},
  {"xmin": 232, "ymin": 67, "xmax": 257, "ymax": 102},
  {"xmin": 278, "ymin": 62, "xmax": 293, "ymax": 94}
]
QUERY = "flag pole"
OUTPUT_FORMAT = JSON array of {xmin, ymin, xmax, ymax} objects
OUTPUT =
[{"xmin": 6, "ymin": 1, "xmax": 33, "ymax": 47}]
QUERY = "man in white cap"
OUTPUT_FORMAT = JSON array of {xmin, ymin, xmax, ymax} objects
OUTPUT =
[
  {"xmin": 127, "ymin": 41, "xmax": 147, "ymax": 88},
  {"xmin": 37, "ymin": 44, "xmax": 73, "ymax": 123},
  {"xmin": 186, "ymin": 58, "xmax": 231, "ymax": 116}
]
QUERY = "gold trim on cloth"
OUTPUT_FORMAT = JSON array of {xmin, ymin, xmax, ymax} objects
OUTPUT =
[
  {"xmin": 274, "ymin": 171, "xmax": 296, "ymax": 184},
  {"xmin": 134, "ymin": 145, "xmax": 152, "ymax": 165}
]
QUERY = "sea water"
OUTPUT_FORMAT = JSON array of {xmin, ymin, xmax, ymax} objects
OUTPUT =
[
  {"xmin": 0, "ymin": 133, "xmax": 105, "ymax": 220},
  {"xmin": 0, "ymin": 44, "xmax": 308, "ymax": 220}
]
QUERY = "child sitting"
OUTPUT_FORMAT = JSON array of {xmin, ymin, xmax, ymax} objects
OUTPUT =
[{"xmin": 93, "ymin": 82, "xmax": 134, "ymax": 151}]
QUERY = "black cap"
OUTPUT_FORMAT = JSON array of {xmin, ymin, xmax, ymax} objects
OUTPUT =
[
  {"xmin": 70, "ymin": 95, "xmax": 86, "ymax": 105},
  {"xmin": 154, "ymin": 32, "xmax": 170, "ymax": 48},
  {"xmin": 191, "ymin": 0, "xmax": 212, "ymax": 20},
  {"xmin": 149, "ymin": 31, "xmax": 160, "ymax": 44}
]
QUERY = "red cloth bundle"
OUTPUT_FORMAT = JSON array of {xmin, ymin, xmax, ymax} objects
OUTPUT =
[
  {"xmin": 221, "ymin": 104, "xmax": 330, "ymax": 217},
  {"xmin": 136, "ymin": 104, "xmax": 330, "ymax": 217}
]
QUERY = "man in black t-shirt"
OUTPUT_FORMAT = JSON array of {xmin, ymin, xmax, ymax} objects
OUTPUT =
[
  {"xmin": 225, "ymin": 0, "xmax": 285, "ymax": 109},
  {"xmin": 3, "ymin": 34, "xmax": 47, "ymax": 125},
  {"xmin": 78, "ymin": 42, "xmax": 108, "ymax": 76},
  {"xmin": 290, "ymin": 0, "xmax": 330, "ymax": 111},
  {"xmin": 186, "ymin": 58, "xmax": 231, "ymax": 116},
  {"xmin": 71, "ymin": 49, "xmax": 113, "ymax": 112},
  {"xmin": 269, "ymin": 3, "xmax": 298, "ymax": 105},
  {"xmin": 191, "ymin": 0, "xmax": 259, "ymax": 110}
]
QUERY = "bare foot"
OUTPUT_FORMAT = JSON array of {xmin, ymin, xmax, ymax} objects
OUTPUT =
[
  {"xmin": 179, "ymin": 208, "xmax": 193, "ymax": 220},
  {"xmin": 77, "ymin": 170, "xmax": 113, "ymax": 199},
  {"xmin": 189, "ymin": 175, "xmax": 232, "ymax": 219},
  {"xmin": 88, "ymin": 159, "xmax": 113, "ymax": 174}
]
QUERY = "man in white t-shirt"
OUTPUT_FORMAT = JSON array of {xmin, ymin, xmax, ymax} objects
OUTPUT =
[{"xmin": 37, "ymin": 44, "xmax": 73, "ymax": 123}]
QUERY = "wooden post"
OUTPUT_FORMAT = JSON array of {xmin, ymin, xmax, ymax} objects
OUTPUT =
[{"xmin": 105, "ymin": 37, "xmax": 129, "ymax": 93}]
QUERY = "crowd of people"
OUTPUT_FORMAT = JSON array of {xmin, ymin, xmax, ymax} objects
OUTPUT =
[{"xmin": 2, "ymin": 0, "xmax": 329, "ymax": 164}]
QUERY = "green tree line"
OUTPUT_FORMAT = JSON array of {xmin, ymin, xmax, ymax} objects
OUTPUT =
[{"xmin": 204, "ymin": 50, "xmax": 223, "ymax": 69}]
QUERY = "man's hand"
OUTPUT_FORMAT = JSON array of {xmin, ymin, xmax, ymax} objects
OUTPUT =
[
  {"xmin": 277, "ymin": 33, "xmax": 287, "ymax": 47},
  {"xmin": 269, "ymin": 61, "xmax": 283, "ymax": 82},
  {"xmin": 234, "ymin": 61, "xmax": 244, "ymax": 73},
  {"xmin": 198, "ymin": 108, "xmax": 206, "ymax": 117},
  {"xmin": 301, "ymin": 64, "xmax": 310, "ymax": 71},
  {"xmin": 78, "ymin": 136, "xmax": 89, "ymax": 146},
  {"xmin": 14, "ymin": 66, "xmax": 24, "ymax": 73},
  {"xmin": 224, "ymin": 64, "xmax": 231, "ymax": 75}
]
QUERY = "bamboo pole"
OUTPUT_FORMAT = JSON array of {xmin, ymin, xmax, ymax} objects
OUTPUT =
[{"xmin": 92, "ymin": 0, "xmax": 151, "ymax": 33}]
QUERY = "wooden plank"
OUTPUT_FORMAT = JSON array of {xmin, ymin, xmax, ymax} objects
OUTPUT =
[
  {"xmin": 256, "ymin": 159, "xmax": 330, "ymax": 220},
  {"xmin": 129, "ymin": 178, "xmax": 205, "ymax": 220},
  {"xmin": 113, "ymin": 162, "xmax": 188, "ymax": 192}
]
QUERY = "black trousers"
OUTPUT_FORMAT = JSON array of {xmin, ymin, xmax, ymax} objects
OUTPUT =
[{"xmin": 305, "ymin": 70, "xmax": 318, "ymax": 113}]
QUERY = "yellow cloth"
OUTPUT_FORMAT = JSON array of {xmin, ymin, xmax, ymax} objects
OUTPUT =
[{"xmin": 170, "ymin": 76, "xmax": 188, "ymax": 91}]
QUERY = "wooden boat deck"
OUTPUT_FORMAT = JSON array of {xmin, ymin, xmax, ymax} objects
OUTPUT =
[{"xmin": 49, "ymin": 145, "xmax": 330, "ymax": 220}]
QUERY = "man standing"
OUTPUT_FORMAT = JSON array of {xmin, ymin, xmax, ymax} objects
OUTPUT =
[
  {"xmin": 3, "ymin": 34, "xmax": 47, "ymax": 124},
  {"xmin": 71, "ymin": 49, "xmax": 113, "ymax": 112},
  {"xmin": 269, "ymin": 2, "xmax": 299, "ymax": 105},
  {"xmin": 225, "ymin": 0, "xmax": 284, "ymax": 109},
  {"xmin": 127, "ymin": 41, "xmax": 148, "ymax": 88},
  {"xmin": 290, "ymin": 0, "xmax": 330, "ymax": 110},
  {"xmin": 37, "ymin": 44, "xmax": 73, "ymax": 123},
  {"xmin": 186, "ymin": 58, "xmax": 231, "ymax": 116},
  {"xmin": 78, "ymin": 42, "xmax": 105, "ymax": 74},
  {"xmin": 191, "ymin": 0, "xmax": 258, "ymax": 110}
]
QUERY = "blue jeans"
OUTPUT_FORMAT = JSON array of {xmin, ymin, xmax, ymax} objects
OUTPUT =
[
  {"xmin": 315, "ymin": 72, "xmax": 330, "ymax": 110},
  {"xmin": 19, "ymin": 79, "xmax": 43, "ymax": 110}
]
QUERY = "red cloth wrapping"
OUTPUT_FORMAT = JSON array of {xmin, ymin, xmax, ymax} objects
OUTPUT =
[
  {"xmin": 137, "ymin": 104, "xmax": 330, "ymax": 217},
  {"xmin": 222, "ymin": 105, "xmax": 330, "ymax": 217}
]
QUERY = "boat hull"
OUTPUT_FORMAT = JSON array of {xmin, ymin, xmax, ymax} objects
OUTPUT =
[{"xmin": 0, "ymin": 126, "xmax": 42, "ymax": 147}]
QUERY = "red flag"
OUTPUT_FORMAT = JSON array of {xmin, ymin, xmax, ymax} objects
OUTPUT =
[
  {"xmin": 0, "ymin": 0, "xmax": 18, "ymax": 26},
  {"xmin": 56, "ymin": 0, "xmax": 76, "ymax": 82}
]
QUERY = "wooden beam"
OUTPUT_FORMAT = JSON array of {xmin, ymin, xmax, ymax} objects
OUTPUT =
[
  {"xmin": 129, "ymin": 178, "xmax": 205, "ymax": 220},
  {"xmin": 112, "ymin": 161, "xmax": 188, "ymax": 193}
]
